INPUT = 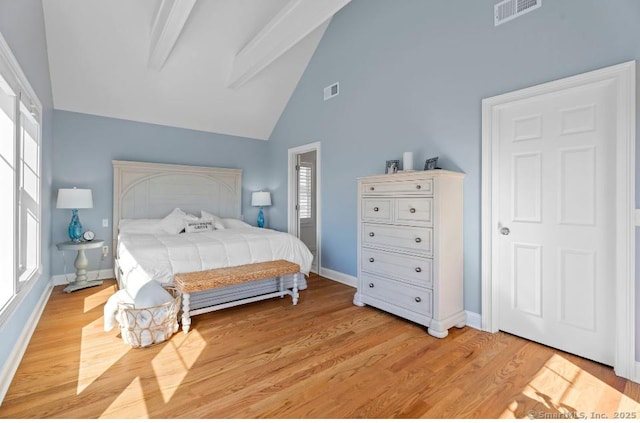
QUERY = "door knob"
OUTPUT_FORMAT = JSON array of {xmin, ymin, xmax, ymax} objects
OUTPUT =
[{"xmin": 500, "ymin": 227, "xmax": 510, "ymax": 235}]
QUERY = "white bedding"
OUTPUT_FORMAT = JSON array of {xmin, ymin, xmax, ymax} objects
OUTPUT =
[{"xmin": 117, "ymin": 227, "xmax": 314, "ymax": 297}]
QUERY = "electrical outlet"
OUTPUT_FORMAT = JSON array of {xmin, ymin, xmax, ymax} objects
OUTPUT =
[
  {"xmin": 102, "ymin": 219, "xmax": 109, "ymax": 227},
  {"xmin": 102, "ymin": 246, "xmax": 109, "ymax": 256}
]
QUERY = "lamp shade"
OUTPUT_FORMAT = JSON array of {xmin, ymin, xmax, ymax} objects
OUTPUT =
[
  {"xmin": 251, "ymin": 191, "xmax": 271, "ymax": 207},
  {"xmin": 56, "ymin": 188, "xmax": 93, "ymax": 209}
]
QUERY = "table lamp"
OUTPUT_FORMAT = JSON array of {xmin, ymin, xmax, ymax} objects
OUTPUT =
[
  {"xmin": 251, "ymin": 191, "xmax": 271, "ymax": 228},
  {"xmin": 57, "ymin": 188, "xmax": 93, "ymax": 242}
]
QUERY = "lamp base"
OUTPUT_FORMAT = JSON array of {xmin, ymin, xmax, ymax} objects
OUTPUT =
[
  {"xmin": 68, "ymin": 209, "xmax": 83, "ymax": 242},
  {"xmin": 257, "ymin": 207, "xmax": 265, "ymax": 228}
]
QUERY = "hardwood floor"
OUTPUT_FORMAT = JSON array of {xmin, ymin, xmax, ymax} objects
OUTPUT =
[{"xmin": 1, "ymin": 274, "xmax": 639, "ymax": 418}]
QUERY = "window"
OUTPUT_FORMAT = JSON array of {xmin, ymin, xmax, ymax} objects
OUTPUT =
[
  {"xmin": 0, "ymin": 34, "xmax": 42, "ymax": 319},
  {"xmin": 298, "ymin": 162, "xmax": 312, "ymax": 221}
]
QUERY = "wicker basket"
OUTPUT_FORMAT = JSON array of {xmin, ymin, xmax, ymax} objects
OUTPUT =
[{"xmin": 116, "ymin": 286, "xmax": 181, "ymax": 348}]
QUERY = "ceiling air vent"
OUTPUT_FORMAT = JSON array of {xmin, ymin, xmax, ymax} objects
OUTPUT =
[{"xmin": 494, "ymin": 0, "xmax": 541, "ymax": 26}]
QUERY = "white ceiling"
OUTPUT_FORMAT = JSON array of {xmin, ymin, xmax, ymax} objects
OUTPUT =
[{"xmin": 42, "ymin": 0, "xmax": 350, "ymax": 140}]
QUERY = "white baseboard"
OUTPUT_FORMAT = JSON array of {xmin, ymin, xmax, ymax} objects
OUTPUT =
[
  {"xmin": 633, "ymin": 361, "xmax": 640, "ymax": 384},
  {"xmin": 319, "ymin": 267, "xmax": 357, "ymax": 287},
  {"xmin": 51, "ymin": 268, "xmax": 115, "ymax": 286},
  {"xmin": 0, "ymin": 280, "xmax": 53, "ymax": 405},
  {"xmin": 465, "ymin": 311, "xmax": 482, "ymax": 330}
]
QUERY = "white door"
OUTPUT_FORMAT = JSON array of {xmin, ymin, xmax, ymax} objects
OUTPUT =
[{"xmin": 495, "ymin": 77, "xmax": 618, "ymax": 365}]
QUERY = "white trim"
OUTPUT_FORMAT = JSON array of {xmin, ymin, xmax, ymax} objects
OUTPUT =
[
  {"xmin": 465, "ymin": 311, "xmax": 482, "ymax": 330},
  {"xmin": 288, "ymin": 141, "xmax": 322, "ymax": 273},
  {"xmin": 0, "ymin": 280, "xmax": 52, "ymax": 406},
  {"xmin": 0, "ymin": 31, "xmax": 44, "ymax": 324},
  {"xmin": 319, "ymin": 267, "xmax": 357, "ymax": 287},
  {"xmin": 635, "ymin": 209, "xmax": 640, "ymax": 226},
  {"xmin": 481, "ymin": 61, "xmax": 635, "ymax": 378},
  {"xmin": 51, "ymin": 268, "xmax": 115, "ymax": 286}
]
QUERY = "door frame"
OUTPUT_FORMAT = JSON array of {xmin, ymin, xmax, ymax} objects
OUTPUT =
[
  {"xmin": 288, "ymin": 141, "xmax": 321, "ymax": 273},
  {"xmin": 481, "ymin": 61, "xmax": 636, "ymax": 379}
]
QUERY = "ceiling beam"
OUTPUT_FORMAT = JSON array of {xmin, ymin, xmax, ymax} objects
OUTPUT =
[
  {"xmin": 148, "ymin": 0, "xmax": 198, "ymax": 70},
  {"xmin": 227, "ymin": 0, "xmax": 351, "ymax": 89}
]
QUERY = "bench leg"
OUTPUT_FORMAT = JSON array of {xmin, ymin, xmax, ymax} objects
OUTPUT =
[
  {"xmin": 182, "ymin": 292, "xmax": 191, "ymax": 333},
  {"xmin": 292, "ymin": 273, "xmax": 299, "ymax": 306},
  {"xmin": 279, "ymin": 275, "xmax": 284, "ymax": 298}
]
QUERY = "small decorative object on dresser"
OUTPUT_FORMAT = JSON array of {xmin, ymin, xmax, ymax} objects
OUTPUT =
[
  {"xmin": 354, "ymin": 170, "xmax": 465, "ymax": 338},
  {"xmin": 402, "ymin": 152, "xmax": 414, "ymax": 171},
  {"xmin": 424, "ymin": 156, "xmax": 439, "ymax": 170},
  {"xmin": 385, "ymin": 160, "xmax": 399, "ymax": 174}
]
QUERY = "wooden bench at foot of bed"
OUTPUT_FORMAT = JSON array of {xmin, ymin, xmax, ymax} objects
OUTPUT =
[{"xmin": 174, "ymin": 260, "xmax": 302, "ymax": 333}]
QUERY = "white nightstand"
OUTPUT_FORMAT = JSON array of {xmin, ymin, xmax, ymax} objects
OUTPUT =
[{"xmin": 56, "ymin": 239, "xmax": 105, "ymax": 293}]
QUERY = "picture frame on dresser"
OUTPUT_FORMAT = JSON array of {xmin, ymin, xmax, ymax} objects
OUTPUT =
[
  {"xmin": 385, "ymin": 160, "xmax": 399, "ymax": 174},
  {"xmin": 424, "ymin": 156, "xmax": 438, "ymax": 170}
]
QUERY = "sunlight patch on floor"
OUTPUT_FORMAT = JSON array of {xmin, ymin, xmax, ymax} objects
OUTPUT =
[
  {"xmin": 83, "ymin": 287, "xmax": 113, "ymax": 313},
  {"xmin": 152, "ymin": 329, "xmax": 207, "ymax": 404},
  {"xmin": 101, "ymin": 376, "xmax": 148, "ymax": 418},
  {"xmin": 500, "ymin": 354, "xmax": 640, "ymax": 419},
  {"xmin": 77, "ymin": 317, "xmax": 129, "ymax": 394}
]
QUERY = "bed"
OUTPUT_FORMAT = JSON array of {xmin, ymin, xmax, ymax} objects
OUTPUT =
[{"xmin": 112, "ymin": 160, "xmax": 313, "ymax": 312}]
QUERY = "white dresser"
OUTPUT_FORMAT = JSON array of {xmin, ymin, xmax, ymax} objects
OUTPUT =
[{"xmin": 353, "ymin": 170, "xmax": 465, "ymax": 338}]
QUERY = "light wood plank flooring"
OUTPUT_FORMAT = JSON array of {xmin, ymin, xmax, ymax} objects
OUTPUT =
[{"xmin": 1, "ymin": 274, "xmax": 639, "ymax": 418}]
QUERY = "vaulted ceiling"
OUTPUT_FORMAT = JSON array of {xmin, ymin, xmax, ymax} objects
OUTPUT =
[{"xmin": 42, "ymin": 0, "xmax": 351, "ymax": 140}]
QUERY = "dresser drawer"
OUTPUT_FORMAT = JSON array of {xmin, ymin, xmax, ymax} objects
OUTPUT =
[
  {"xmin": 362, "ymin": 198, "xmax": 391, "ymax": 221},
  {"xmin": 362, "ymin": 223, "xmax": 432, "ymax": 256},
  {"xmin": 362, "ymin": 273, "xmax": 433, "ymax": 317},
  {"xmin": 395, "ymin": 198, "xmax": 433, "ymax": 226},
  {"xmin": 361, "ymin": 247, "xmax": 432, "ymax": 288},
  {"xmin": 362, "ymin": 179, "xmax": 433, "ymax": 195}
]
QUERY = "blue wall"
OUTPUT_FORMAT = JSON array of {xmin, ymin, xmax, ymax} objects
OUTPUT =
[
  {"xmin": 51, "ymin": 111, "xmax": 270, "ymax": 275},
  {"xmin": 0, "ymin": 0, "xmax": 53, "ymax": 374},
  {"xmin": 268, "ymin": 0, "xmax": 640, "ymax": 315}
]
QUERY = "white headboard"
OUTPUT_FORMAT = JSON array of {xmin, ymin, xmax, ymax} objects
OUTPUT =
[{"xmin": 113, "ymin": 160, "xmax": 242, "ymax": 243}]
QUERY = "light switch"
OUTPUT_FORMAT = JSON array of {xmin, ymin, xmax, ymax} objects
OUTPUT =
[{"xmin": 102, "ymin": 219, "xmax": 109, "ymax": 227}]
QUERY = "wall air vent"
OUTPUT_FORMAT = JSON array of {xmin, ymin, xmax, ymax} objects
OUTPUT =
[
  {"xmin": 324, "ymin": 82, "xmax": 339, "ymax": 101},
  {"xmin": 494, "ymin": 0, "xmax": 541, "ymax": 26}
]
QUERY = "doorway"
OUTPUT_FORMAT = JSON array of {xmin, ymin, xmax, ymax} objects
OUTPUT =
[
  {"xmin": 481, "ymin": 61, "xmax": 635, "ymax": 376},
  {"xmin": 288, "ymin": 142, "xmax": 321, "ymax": 274}
]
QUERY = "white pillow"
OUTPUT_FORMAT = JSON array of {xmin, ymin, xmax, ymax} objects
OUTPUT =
[
  {"xmin": 184, "ymin": 219, "xmax": 215, "ymax": 233},
  {"xmin": 200, "ymin": 210, "xmax": 225, "ymax": 230},
  {"xmin": 118, "ymin": 219, "xmax": 162, "ymax": 235},
  {"xmin": 220, "ymin": 218, "xmax": 252, "ymax": 229},
  {"xmin": 160, "ymin": 208, "xmax": 197, "ymax": 234}
]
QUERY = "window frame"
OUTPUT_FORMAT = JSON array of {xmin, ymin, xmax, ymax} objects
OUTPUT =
[{"xmin": 0, "ymin": 32, "xmax": 43, "ymax": 329}]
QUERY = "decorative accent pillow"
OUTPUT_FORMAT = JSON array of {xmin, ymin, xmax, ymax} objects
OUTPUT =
[
  {"xmin": 118, "ymin": 219, "xmax": 163, "ymax": 235},
  {"xmin": 160, "ymin": 208, "xmax": 197, "ymax": 234},
  {"xmin": 220, "ymin": 218, "xmax": 252, "ymax": 229},
  {"xmin": 184, "ymin": 219, "xmax": 215, "ymax": 233},
  {"xmin": 200, "ymin": 210, "xmax": 225, "ymax": 230}
]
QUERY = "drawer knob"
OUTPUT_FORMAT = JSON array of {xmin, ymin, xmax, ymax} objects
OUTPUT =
[
  {"xmin": 369, "ymin": 257, "xmax": 375, "ymax": 263},
  {"xmin": 369, "ymin": 283, "xmax": 375, "ymax": 288},
  {"xmin": 415, "ymin": 237, "xmax": 422, "ymax": 243},
  {"xmin": 416, "ymin": 184, "xmax": 422, "ymax": 189},
  {"xmin": 415, "ymin": 267, "xmax": 422, "ymax": 273},
  {"xmin": 415, "ymin": 297, "xmax": 422, "ymax": 303},
  {"xmin": 369, "ymin": 232, "xmax": 375, "ymax": 237},
  {"xmin": 370, "ymin": 187, "xmax": 375, "ymax": 191},
  {"xmin": 373, "ymin": 207, "xmax": 379, "ymax": 212},
  {"xmin": 410, "ymin": 207, "xmax": 416, "ymax": 213}
]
